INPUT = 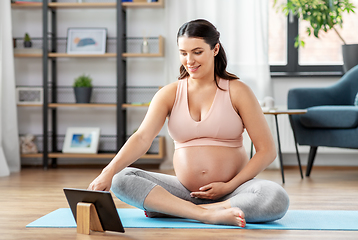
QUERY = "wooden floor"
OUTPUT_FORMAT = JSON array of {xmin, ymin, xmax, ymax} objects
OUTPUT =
[{"xmin": 1, "ymin": 166, "xmax": 358, "ymax": 240}]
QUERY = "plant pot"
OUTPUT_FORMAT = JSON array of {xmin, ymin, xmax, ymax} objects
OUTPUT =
[
  {"xmin": 74, "ymin": 87, "xmax": 92, "ymax": 103},
  {"xmin": 342, "ymin": 44, "xmax": 358, "ymax": 73},
  {"xmin": 24, "ymin": 41, "xmax": 32, "ymax": 48}
]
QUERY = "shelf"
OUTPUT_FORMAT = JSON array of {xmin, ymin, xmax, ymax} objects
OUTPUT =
[
  {"xmin": 122, "ymin": 103, "xmax": 150, "ymax": 108},
  {"xmin": 14, "ymin": 0, "xmax": 165, "ymax": 168},
  {"xmin": 46, "ymin": 136, "xmax": 164, "ymax": 159},
  {"xmin": 21, "ymin": 153, "xmax": 43, "ymax": 158},
  {"xmin": 14, "ymin": 53, "xmax": 42, "ymax": 58},
  {"xmin": 48, "ymin": 52, "xmax": 163, "ymax": 58},
  {"xmin": 21, "ymin": 136, "xmax": 164, "ymax": 160},
  {"xmin": 50, "ymin": 35, "xmax": 163, "ymax": 58},
  {"xmin": 48, "ymin": 103, "xmax": 116, "ymax": 108},
  {"xmin": 17, "ymin": 104, "xmax": 42, "ymax": 107},
  {"xmin": 48, "ymin": 153, "xmax": 115, "ymax": 159},
  {"xmin": 123, "ymin": 53, "xmax": 163, "ymax": 57},
  {"xmin": 47, "ymin": 1, "xmax": 164, "ymax": 9},
  {"xmin": 122, "ymin": 0, "xmax": 164, "ymax": 8},
  {"xmin": 16, "ymin": 35, "xmax": 163, "ymax": 58},
  {"xmin": 47, "ymin": 152, "xmax": 159, "ymax": 159},
  {"xmin": 11, "ymin": 3, "xmax": 42, "ymax": 8},
  {"xmin": 48, "ymin": 53, "xmax": 117, "ymax": 58},
  {"xmin": 48, "ymin": 3, "xmax": 116, "ymax": 8},
  {"xmin": 12, "ymin": 0, "xmax": 164, "ymax": 9}
]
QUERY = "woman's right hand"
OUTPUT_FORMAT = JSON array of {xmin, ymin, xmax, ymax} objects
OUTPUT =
[{"xmin": 88, "ymin": 167, "xmax": 115, "ymax": 191}]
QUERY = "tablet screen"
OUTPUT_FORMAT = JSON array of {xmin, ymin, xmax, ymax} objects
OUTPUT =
[{"xmin": 63, "ymin": 188, "xmax": 125, "ymax": 233}]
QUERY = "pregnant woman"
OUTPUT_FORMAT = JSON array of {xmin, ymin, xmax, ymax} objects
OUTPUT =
[{"xmin": 88, "ymin": 19, "xmax": 289, "ymax": 227}]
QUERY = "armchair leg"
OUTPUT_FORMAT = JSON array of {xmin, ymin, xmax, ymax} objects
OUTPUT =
[{"xmin": 306, "ymin": 146, "xmax": 318, "ymax": 177}]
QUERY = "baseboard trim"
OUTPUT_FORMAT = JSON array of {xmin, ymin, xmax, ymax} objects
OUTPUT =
[{"xmin": 282, "ymin": 165, "xmax": 358, "ymax": 170}]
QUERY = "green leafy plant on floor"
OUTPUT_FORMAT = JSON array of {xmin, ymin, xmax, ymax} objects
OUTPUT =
[
  {"xmin": 73, "ymin": 74, "xmax": 93, "ymax": 87},
  {"xmin": 274, "ymin": 0, "xmax": 356, "ymax": 48}
]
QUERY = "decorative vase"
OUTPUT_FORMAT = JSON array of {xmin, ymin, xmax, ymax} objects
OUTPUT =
[
  {"xmin": 342, "ymin": 44, "xmax": 358, "ymax": 73},
  {"xmin": 141, "ymin": 38, "xmax": 149, "ymax": 54},
  {"xmin": 74, "ymin": 87, "xmax": 92, "ymax": 103}
]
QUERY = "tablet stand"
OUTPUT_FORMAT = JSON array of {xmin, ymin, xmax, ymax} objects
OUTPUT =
[{"xmin": 76, "ymin": 202, "xmax": 104, "ymax": 234}]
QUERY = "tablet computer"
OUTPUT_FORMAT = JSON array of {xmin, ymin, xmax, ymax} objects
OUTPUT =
[{"xmin": 63, "ymin": 188, "xmax": 125, "ymax": 233}]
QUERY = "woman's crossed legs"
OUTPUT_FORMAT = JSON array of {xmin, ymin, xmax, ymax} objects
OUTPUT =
[{"xmin": 111, "ymin": 167, "xmax": 289, "ymax": 226}]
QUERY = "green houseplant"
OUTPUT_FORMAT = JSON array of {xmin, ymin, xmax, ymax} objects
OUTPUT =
[
  {"xmin": 23, "ymin": 32, "xmax": 32, "ymax": 48},
  {"xmin": 275, "ymin": 0, "xmax": 357, "ymax": 72},
  {"xmin": 73, "ymin": 74, "xmax": 93, "ymax": 103}
]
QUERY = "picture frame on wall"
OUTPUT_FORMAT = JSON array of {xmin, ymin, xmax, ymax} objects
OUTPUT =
[
  {"xmin": 62, "ymin": 127, "xmax": 101, "ymax": 154},
  {"xmin": 16, "ymin": 87, "xmax": 43, "ymax": 105},
  {"xmin": 66, "ymin": 28, "xmax": 107, "ymax": 54}
]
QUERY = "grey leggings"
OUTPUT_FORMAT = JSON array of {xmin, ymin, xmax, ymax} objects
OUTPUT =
[{"xmin": 111, "ymin": 167, "xmax": 289, "ymax": 223}]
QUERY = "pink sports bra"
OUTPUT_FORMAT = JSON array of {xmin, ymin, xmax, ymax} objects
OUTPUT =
[{"xmin": 168, "ymin": 78, "xmax": 244, "ymax": 149}]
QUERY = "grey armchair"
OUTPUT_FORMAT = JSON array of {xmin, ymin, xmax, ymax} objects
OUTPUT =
[{"xmin": 288, "ymin": 65, "xmax": 358, "ymax": 176}]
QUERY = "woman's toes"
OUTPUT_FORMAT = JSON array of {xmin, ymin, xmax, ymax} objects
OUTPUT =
[
  {"xmin": 231, "ymin": 207, "xmax": 245, "ymax": 219},
  {"xmin": 237, "ymin": 209, "xmax": 245, "ymax": 219},
  {"xmin": 238, "ymin": 217, "xmax": 246, "ymax": 228}
]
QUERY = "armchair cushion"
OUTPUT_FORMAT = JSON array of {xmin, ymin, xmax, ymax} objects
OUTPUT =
[{"xmin": 300, "ymin": 106, "xmax": 358, "ymax": 129}]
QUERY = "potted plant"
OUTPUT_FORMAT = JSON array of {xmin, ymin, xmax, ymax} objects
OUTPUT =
[
  {"xmin": 23, "ymin": 32, "xmax": 32, "ymax": 48},
  {"xmin": 275, "ymin": 0, "xmax": 357, "ymax": 72},
  {"xmin": 73, "ymin": 74, "xmax": 93, "ymax": 103}
]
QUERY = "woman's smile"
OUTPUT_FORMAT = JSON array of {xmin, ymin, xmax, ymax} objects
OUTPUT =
[{"xmin": 188, "ymin": 65, "xmax": 201, "ymax": 72}]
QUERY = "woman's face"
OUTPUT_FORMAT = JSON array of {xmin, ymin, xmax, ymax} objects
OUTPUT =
[{"xmin": 178, "ymin": 36, "xmax": 219, "ymax": 81}]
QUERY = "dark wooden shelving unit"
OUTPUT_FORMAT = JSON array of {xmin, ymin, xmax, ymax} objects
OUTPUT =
[{"xmin": 13, "ymin": 0, "xmax": 165, "ymax": 169}]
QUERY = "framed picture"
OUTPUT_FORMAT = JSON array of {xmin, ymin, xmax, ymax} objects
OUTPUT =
[
  {"xmin": 16, "ymin": 87, "xmax": 43, "ymax": 105},
  {"xmin": 62, "ymin": 127, "xmax": 100, "ymax": 154},
  {"xmin": 66, "ymin": 28, "xmax": 107, "ymax": 54}
]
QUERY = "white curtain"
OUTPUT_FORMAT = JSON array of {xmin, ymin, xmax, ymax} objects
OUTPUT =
[
  {"xmin": 0, "ymin": 1, "xmax": 21, "ymax": 176},
  {"xmin": 160, "ymin": 0, "xmax": 279, "ymax": 169},
  {"xmin": 164, "ymin": 0, "xmax": 272, "ymax": 98}
]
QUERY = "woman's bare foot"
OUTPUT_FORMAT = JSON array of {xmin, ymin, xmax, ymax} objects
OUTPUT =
[
  {"xmin": 199, "ymin": 200, "xmax": 231, "ymax": 211},
  {"xmin": 204, "ymin": 208, "xmax": 246, "ymax": 227},
  {"xmin": 146, "ymin": 207, "xmax": 246, "ymax": 227}
]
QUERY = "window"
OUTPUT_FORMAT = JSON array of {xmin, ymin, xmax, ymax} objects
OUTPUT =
[
  {"xmin": 268, "ymin": 0, "xmax": 287, "ymax": 66},
  {"xmin": 269, "ymin": 0, "xmax": 358, "ymax": 75}
]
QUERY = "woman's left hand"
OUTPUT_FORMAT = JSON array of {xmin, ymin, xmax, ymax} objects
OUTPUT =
[{"xmin": 190, "ymin": 182, "xmax": 231, "ymax": 200}]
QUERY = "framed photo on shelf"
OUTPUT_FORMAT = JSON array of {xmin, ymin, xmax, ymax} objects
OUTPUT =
[
  {"xmin": 16, "ymin": 87, "xmax": 43, "ymax": 105},
  {"xmin": 62, "ymin": 127, "xmax": 100, "ymax": 154},
  {"xmin": 66, "ymin": 28, "xmax": 107, "ymax": 54}
]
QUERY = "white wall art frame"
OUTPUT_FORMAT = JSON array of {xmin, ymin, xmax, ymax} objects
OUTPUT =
[
  {"xmin": 16, "ymin": 87, "xmax": 43, "ymax": 105},
  {"xmin": 62, "ymin": 127, "xmax": 100, "ymax": 154},
  {"xmin": 66, "ymin": 28, "xmax": 107, "ymax": 54}
]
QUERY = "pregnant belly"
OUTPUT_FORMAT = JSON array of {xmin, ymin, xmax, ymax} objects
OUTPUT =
[{"xmin": 173, "ymin": 146, "xmax": 249, "ymax": 192}]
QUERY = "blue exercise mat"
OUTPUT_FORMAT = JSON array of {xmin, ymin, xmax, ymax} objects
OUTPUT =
[{"xmin": 26, "ymin": 208, "xmax": 358, "ymax": 230}]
